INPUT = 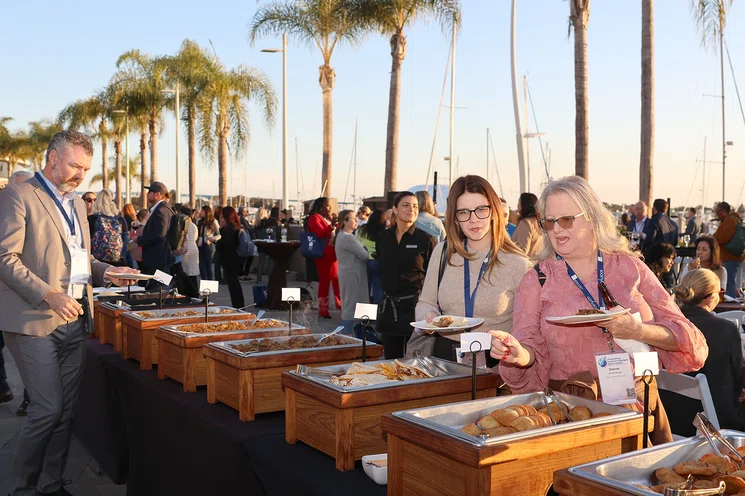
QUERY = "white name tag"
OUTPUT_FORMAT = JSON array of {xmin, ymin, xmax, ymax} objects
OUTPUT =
[
  {"xmin": 405, "ymin": 245, "xmax": 418, "ymax": 249},
  {"xmin": 595, "ymin": 352, "xmax": 637, "ymax": 405},
  {"xmin": 68, "ymin": 247, "xmax": 89, "ymax": 298}
]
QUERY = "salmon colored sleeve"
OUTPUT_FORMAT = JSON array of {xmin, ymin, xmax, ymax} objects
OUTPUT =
[{"xmin": 498, "ymin": 268, "xmax": 551, "ymax": 392}]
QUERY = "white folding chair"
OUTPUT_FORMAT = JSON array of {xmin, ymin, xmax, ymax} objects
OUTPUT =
[
  {"xmin": 715, "ymin": 310, "xmax": 745, "ymax": 331},
  {"xmin": 656, "ymin": 370, "xmax": 719, "ymax": 440}
]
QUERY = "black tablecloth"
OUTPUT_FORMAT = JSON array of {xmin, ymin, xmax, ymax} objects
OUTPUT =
[{"xmin": 245, "ymin": 436, "xmax": 386, "ymax": 496}]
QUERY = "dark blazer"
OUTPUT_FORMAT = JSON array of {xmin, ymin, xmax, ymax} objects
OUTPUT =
[
  {"xmin": 685, "ymin": 216, "xmax": 704, "ymax": 243},
  {"xmin": 681, "ymin": 305, "xmax": 745, "ymax": 431},
  {"xmin": 643, "ymin": 213, "xmax": 679, "ymax": 249},
  {"xmin": 137, "ymin": 201, "xmax": 174, "ymax": 272}
]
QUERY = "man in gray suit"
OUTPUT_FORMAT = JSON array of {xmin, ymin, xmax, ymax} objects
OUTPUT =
[{"xmin": 0, "ymin": 130, "xmax": 137, "ymax": 496}]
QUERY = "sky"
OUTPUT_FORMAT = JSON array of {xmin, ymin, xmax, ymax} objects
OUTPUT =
[{"xmin": 2, "ymin": 1, "xmax": 745, "ymax": 209}]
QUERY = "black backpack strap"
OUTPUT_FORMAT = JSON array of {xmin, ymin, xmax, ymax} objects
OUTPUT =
[
  {"xmin": 534, "ymin": 263, "xmax": 547, "ymax": 287},
  {"xmin": 436, "ymin": 240, "xmax": 448, "ymax": 312}
]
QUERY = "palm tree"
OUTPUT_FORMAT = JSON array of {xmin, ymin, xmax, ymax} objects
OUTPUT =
[
  {"xmin": 0, "ymin": 120, "xmax": 30, "ymax": 174},
  {"xmin": 165, "ymin": 40, "xmax": 219, "ymax": 208},
  {"xmin": 356, "ymin": 0, "xmax": 460, "ymax": 195},
  {"xmin": 114, "ymin": 50, "xmax": 170, "ymax": 183},
  {"xmin": 90, "ymin": 156, "xmax": 141, "ymax": 191},
  {"xmin": 569, "ymin": 0, "xmax": 590, "ymax": 180},
  {"xmin": 27, "ymin": 120, "xmax": 62, "ymax": 171},
  {"xmin": 639, "ymin": 0, "xmax": 654, "ymax": 207},
  {"xmin": 198, "ymin": 63, "xmax": 277, "ymax": 205},
  {"xmin": 250, "ymin": 0, "xmax": 367, "ymax": 197},
  {"xmin": 690, "ymin": 0, "xmax": 732, "ymax": 200}
]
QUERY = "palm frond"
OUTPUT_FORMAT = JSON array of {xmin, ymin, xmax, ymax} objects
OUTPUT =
[{"xmin": 690, "ymin": 0, "xmax": 732, "ymax": 50}]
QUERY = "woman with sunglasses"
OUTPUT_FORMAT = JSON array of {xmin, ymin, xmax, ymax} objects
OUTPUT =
[
  {"xmin": 491, "ymin": 176, "xmax": 707, "ymax": 444},
  {"xmin": 414, "ymin": 175, "xmax": 531, "ymax": 361}
]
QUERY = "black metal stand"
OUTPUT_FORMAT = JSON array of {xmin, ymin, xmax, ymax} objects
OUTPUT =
[
  {"xmin": 127, "ymin": 283, "xmax": 131, "ymax": 300},
  {"xmin": 360, "ymin": 316, "xmax": 370, "ymax": 363},
  {"xmin": 642, "ymin": 369, "xmax": 653, "ymax": 449},
  {"xmin": 202, "ymin": 289, "xmax": 212, "ymax": 323},
  {"xmin": 457, "ymin": 342, "xmax": 484, "ymax": 401},
  {"xmin": 286, "ymin": 296, "xmax": 295, "ymax": 330},
  {"xmin": 159, "ymin": 284, "xmax": 164, "ymax": 310}
]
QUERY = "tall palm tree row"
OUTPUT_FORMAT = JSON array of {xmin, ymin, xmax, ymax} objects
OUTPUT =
[
  {"xmin": 569, "ymin": 0, "xmax": 591, "ymax": 181},
  {"xmin": 354, "ymin": 0, "xmax": 460, "ymax": 195},
  {"xmin": 250, "ymin": 0, "xmax": 368, "ymax": 197}
]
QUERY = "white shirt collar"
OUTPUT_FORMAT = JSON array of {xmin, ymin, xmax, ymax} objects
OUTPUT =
[{"xmin": 149, "ymin": 199, "xmax": 164, "ymax": 215}]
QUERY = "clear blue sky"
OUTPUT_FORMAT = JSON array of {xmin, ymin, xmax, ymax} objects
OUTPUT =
[{"xmin": 2, "ymin": 1, "xmax": 744, "ymax": 208}]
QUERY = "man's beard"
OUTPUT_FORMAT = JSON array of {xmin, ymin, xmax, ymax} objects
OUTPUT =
[{"xmin": 51, "ymin": 169, "xmax": 81, "ymax": 193}]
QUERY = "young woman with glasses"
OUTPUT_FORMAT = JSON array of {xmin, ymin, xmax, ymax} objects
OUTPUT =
[
  {"xmin": 490, "ymin": 175, "xmax": 708, "ymax": 445},
  {"xmin": 414, "ymin": 175, "xmax": 531, "ymax": 362}
]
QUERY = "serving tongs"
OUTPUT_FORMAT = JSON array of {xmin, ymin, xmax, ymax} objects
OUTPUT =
[
  {"xmin": 295, "ymin": 364, "xmax": 343, "ymax": 378},
  {"xmin": 693, "ymin": 413, "xmax": 745, "ymax": 466},
  {"xmin": 249, "ymin": 310, "xmax": 266, "ymax": 327},
  {"xmin": 413, "ymin": 352, "xmax": 449, "ymax": 378},
  {"xmin": 315, "ymin": 326, "xmax": 345, "ymax": 346},
  {"xmin": 542, "ymin": 387, "xmax": 573, "ymax": 425},
  {"xmin": 662, "ymin": 475, "xmax": 725, "ymax": 495}
]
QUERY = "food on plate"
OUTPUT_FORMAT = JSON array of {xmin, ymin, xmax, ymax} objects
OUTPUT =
[
  {"xmin": 426, "ymin": 315, "xmax": 470, "ymax": 329},
  {"xmin": 229, "ymin": 335, "xmax": 348, "ymax": 353},
  {"xmin": 136, "ymin": 308, "xmax": 242, "ymax": 319},
  {"xmin": 576, "ymin": 308, "xmax": 605, "ymax": 315},
  {"xmin": 653, "ymin": 467, "xmax": 686, "ymax": 484},
  {"xmin": 433, "ymin": 316, "xmax": 454, "ymax": 328},
  {"xmin": 460, "ymin": 423, "xmax": 484, "ymax": 436},
  {"xmin": 672, "ymin": 460, "xmax": 718, "ymax": 477},
  {"xmin": 568, "ymin": 405, "xmax": 592, "ymax": 421},
  {"xmin": 329, "ymin": 360, "xmax": 432, "ymax": 387}
]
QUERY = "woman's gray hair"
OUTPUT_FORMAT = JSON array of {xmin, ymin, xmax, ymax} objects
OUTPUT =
[
  {"xmin": 536, "ymin": 176, "xmax": 636, "ymax": 260},
  {"xmin": 91, "ymin": 188, "xmax": 119, "ymax": 217},
  {"xmin": 415, "ymin": 190, "xmax": 436, "ymax": 216}
]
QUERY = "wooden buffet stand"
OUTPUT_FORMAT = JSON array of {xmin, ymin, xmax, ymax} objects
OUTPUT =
[
  {"xmin": 553, "ymin": 469, "xmax": 632, "ymax": 496},
  {"xmin": 203, "ymin": 339, "xmax": 384, "ymax": 421},
  {"xmin": 156, "ymin": 325, "xmax": 311, "ymax": 393},
  {"xmin": 380, "ymin": 412, "xmax": 646, "ymax": 496},
  {"xmin": 282, "ymin": 370, "xmax": 500, "ymax": 471}
]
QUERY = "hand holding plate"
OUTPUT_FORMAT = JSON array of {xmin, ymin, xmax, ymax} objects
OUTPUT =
[{"xmin": 596, "ymin": 311, "xmax": 642, "ymax": 341}]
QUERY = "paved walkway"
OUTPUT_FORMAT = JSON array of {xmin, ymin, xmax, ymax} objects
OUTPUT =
[{"xmin": 0, "ymin": 278, "xmax": 340, "ymax": 495}]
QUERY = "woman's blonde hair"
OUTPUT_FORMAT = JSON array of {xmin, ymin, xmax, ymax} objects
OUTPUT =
[
  {"xmin": 536, "ymin": 176, "xmax": 636, "ymax": 260},
  {"xmin": 332, "ymin": 209, "xmax": 354, "ymax": 246},
  {"xmin": 674, "ymin": 268, "xmax": 719, "ymax": 306},
  {"xmin": 92, "ymin": 188, "xmax": 119, "ymax": 217},
  {"xmin": 415, "ymin": 190, "xmax": 436, "ymax": 216}
]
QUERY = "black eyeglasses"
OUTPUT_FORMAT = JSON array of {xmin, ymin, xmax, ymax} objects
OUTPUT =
[
  {"xmin": 455, "ymin": 205, "xmax": 491, "ymax": 222},
  {"xmin": 538, "ymin": 213, "xmax": 584, "ymax": 231},
  {"xmin": 83, "ymin": 197, "xmax": 95, "ymax": 204}
]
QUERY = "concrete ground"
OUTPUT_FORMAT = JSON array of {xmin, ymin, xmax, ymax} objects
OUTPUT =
[{"xmin": 0, "ymin": 276, "xmax": 341, "ymax": 495}]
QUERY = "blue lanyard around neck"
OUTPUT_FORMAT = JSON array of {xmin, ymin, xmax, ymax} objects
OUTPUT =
[
  {"xmin": 36, "ymin": 172, "xmax": 76, "ymax": 236},
  {"xmin": 556, "ymin": 250, "xmax": 605, "ymax": 310},
  {"xmin": 463, "ymin": 240, "xmax": 491, "ymax": 318}
]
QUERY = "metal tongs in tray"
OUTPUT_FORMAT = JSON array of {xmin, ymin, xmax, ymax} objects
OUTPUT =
[
  {"xmin": 693, "ymin": 413, "xmax": 745, "ymax": 466},
  {"xmin": 662, "ymin": 474, "xmax": 725, "ymax": 495},
  {"xmin": 541, "ymin": 387, "xmax": 573, "ymax": 426},
  {"xmin": 413, "ymin": 352, "xmax": 449, "ymax": 377},
  {"xmin": 295, "ymin": 364, "xmax": 343, "ymax": 378}
]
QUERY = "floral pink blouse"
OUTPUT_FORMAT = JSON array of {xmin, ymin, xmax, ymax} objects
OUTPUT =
[{"xmin": 499, "ymin": 252, "xmax": 708, "ymax": 393}]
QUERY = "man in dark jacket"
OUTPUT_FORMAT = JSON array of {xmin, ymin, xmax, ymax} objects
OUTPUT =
[
  {"xmin": 643, "ymin": 198, "xmax": 679, "ymax": 249},
  {"xmin": 137, "ymin": 182, "xmax": 174, "ymax": 277}
]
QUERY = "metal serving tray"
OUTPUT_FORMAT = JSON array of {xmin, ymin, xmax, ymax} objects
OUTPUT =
[
  {"xmin": 161, "ymin": 319, "xmax": 306, "ymax": 338},
  {"xmin": 124, "ymin": 306, "xmax": 248, "ymax": 322},
  {"xmin": 568, "ymin": 431, "xmax": 745, "ymax": 495},
  {"xmin": 392, "ymin": 391, "xmax": 641, "ymax": 447},
  {"xmin": 207, "ymin": 333, "xmax": 365, "ymax": 356},
  {"xmin": 288, "ymin": 357, "xmax": 492, "ymax": 393},
  {"xmin": 99, "ymin": 296, "xmax": 204, "ymax": 311}
]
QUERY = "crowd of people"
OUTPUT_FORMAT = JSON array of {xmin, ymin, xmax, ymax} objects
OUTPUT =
[{"xmin": 3, "ymin": 129, "xmax": 745, "ymax": 494}]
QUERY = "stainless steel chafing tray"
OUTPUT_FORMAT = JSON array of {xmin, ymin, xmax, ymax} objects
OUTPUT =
[
  {"xmin": 287, "ymin": 357, "xmax": 493, "ymax": 393},
  {"xmin": 99, "ymin": 296, "xmax": 205, "ymax": 311},
  {"xmin": 124, "ymin": 306, "xmax": 249, "ymax": 321},
  {"xmin": 161, "ymin": 319, "xmax": 306, "ymax": 337},
  {"xmin": 207, "ymin": 333, "xmax": 365, "ymax": 356},
  {"xmin": 568, "ymin": 431, "xmax": 745, "ymax": 495},
  {"xmin": 391, "ymin": 391, "xmax": 641, "ymax": 447}
]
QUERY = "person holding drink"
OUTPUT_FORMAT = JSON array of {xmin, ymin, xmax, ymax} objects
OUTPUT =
[
  {"xmin": 680, "ymin": 236, "xmax": 727, "ymax": 291},
  {"xmin": 490, "ymin": 176, "xmax": 708, "ymax": 444}
]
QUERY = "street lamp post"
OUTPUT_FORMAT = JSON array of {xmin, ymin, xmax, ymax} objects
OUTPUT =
[
  {"xmin": 113, "ymin": 109, "xmax": 130, "ymax": 203},
  {"xmin": 162, "ymin": 84, "xmax": 181, "ymax": 203},
  {"xmin": 262, "ymin": 33, "xmax": 288, "ymax": 210}
]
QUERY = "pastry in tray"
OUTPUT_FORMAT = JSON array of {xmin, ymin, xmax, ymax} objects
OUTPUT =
[
  {"xmin": 632, "ymin": 451, "xmax": 745, "ymax": 494},
  {"xmin": 229, "ymin": 335, "xmax": 349, "ymax": 353}
]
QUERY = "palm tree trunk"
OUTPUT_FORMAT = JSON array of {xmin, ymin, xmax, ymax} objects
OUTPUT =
[
  {"xmin": 639, "ymin": 0, "xmax": 654, "ymax": 207},
  {"xmin": 384, "ymin": 31, "xmax": 406, "ymax": 196},
  {"xmin": 149, "ymin": 117, "xmax": 158, "ymax": 182},
  {"xmin": 100, "ymin": 120, "xmax": 109, "ymax": 190},
  {"xmin": 319, "ymin": 64, "xmax": 336, "ymax": 197},
  {"xmin": 571, "ymin": 0, "xmax": 590, "ymax": 180},
  {"xmin": 115, "ymin": 139, "xmax": 122, "ymax": 208},
  {"xmin": 218, "ymin": 122, "xmax": 229, "ymax": 206},
  {"xmin": 187, "ymin": 107, "xmax": 197, "ymax": 208},
  {"xmin": 140, "ymin": 132, "xmax": 148, "ymax": 209}
]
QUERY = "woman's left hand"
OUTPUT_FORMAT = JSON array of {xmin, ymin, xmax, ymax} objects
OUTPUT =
[{"xmin": 597, "ymin": 311, "xmax": 643, "ymax": 341}]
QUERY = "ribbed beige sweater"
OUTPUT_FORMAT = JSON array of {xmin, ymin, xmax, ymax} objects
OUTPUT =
[{"xmin": 416, "ymin": 242, "xmax": 533, "ymax": 340}]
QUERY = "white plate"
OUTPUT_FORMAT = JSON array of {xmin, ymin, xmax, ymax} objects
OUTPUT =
[
  {"xmin": 545, "ymin": 307, "xmax": 630, "ymax": 325},
  {"xmin": 410, "ymin": 315, "xmax": 485, "ymax": 333},
  {"xmin": 362, "ymin": 454, "xmax": 388, "ymax": 485},
  {"xmin": 109, "ymin": 273, "xmax": 156, "ymax": 280}
]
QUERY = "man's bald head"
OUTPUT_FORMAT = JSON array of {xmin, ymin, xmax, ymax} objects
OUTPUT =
[{"xmin": 634, "ymin": 201, "xmax": 647, "ymax": 219}]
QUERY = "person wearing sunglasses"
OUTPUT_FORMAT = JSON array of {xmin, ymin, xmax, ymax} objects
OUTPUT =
[
  {"xmin": 412, "ymin": 175, "xmax": 531, "ymax": 362},
  {"xmin": 511, "ymin": 192, "xmax": 546, "ymax": 262},
  {"xmin": 490, "ymin": 175, "xmax": 708, "ymax": 445},
  {"xmin": 81, "ymin": 191, "xmax": 96, "ymax": 216}
]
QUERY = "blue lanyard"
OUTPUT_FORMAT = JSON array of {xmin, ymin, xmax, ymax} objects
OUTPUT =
[
  {"xmin": 35, "ymin": 172, "xmax": 76, "ymax": 236},
  {"xmin": 556, "ymin": 250, "xmax": 605, "ymax": 310},
  {"xmin": 463, "ymin": 240, "xmax": 491, "ymax": 318}
]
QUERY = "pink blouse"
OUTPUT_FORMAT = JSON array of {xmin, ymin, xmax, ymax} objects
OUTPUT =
[{"xmin": 499, "ymin": 252, "xmax": 708, "ymax": 393}]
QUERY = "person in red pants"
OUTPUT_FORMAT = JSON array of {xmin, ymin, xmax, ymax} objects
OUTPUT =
[{"xmin": 308, "ymin": 197, "xmax": 341, "ymax": 318}]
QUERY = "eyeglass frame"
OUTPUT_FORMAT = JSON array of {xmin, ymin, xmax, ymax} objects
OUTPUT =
[
  {"xmin": 454, "ymin": 205, "xmax": 492, "ymax": 223},
  {"xmin": 538, "ymin": 213, "xmax": 585, "ymax": 231},
  {"xmin": 82, "ymin": 196, "xmax": 96, "ymax": 204}
]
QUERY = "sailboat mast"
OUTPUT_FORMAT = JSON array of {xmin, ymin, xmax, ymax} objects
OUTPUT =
[
  {"xmin": 720, "ymin": 31, "xmax": 726, "ymax": 201},
  {"xmin": 486, "ymin": 129, "xmax": 490, "ymax": 183},
  {"xmin": 510, "ymin": 0, "xmax": 527, "ymax": 193},
  {"xmin": 703, "ymin": 136, "xmax": 707, "ymax": 211},
  {"xmin": 354, "ymin": 119, "xmax": 358, "ymax": 209},
  {"xmin": 449, "ymin": 15, "xmax": 456, "ymax": 189}
]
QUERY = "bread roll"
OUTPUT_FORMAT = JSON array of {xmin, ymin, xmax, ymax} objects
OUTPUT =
[
  {"xmin": 568, "ymin": 405, "xmax": 592, "ymax": 421},
  {"xmin": 510, "ymin": 415, "xmax": 539, "ymax": 432},
  {"xmin": 538, "ymin": 403, "xmax": 566, "ymax": 422},
  {"xmin": 715, "ymin": 475, "xmax": 745, "ymax": 493},
  {"xmin": 691, "ymin": 480, "xmax": 719, "ymax": 490},
  {"xmin": 654, "ymin": 467, "xmax": 686, "ymax": 484},
  {"xmin": 532, "ymin": 412, "xmax": 553, "ymax": 428},
  {"xmin": 477, "ymin": 414, "xmax": 502, "ymax": 430},
  {"xmin": 485, "ymin": 426, "xmax": 517, "ymax": 437},
  {"xmin": 673, "ymin": 460, "xmax": 717, "ymax": 476},
  {"xmin": 591, "ymin": 412, "xmax": 612, "ymax": 419},
  {"xmin": 460, "ymin": 423, "xmax": 484, "ymax": 436},
  {"xmin": 491, "ymin": 408, "xmax": 520, "ymax": 426},
  {"xmin": 700, "ymin": 453, "xmax": 738, "ymax": 475}
]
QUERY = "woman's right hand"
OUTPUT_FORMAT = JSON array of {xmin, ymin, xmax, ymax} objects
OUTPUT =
[
  {"xmin": 688, "ymin": 257, "xmax": 701, "ymax": 271},
  {"xmin": 489, "ymin": 330, "xmax": 533, "ymax": 367},
  {"xmin": 420, "ymin": 311, "xmax": 439, "ymax": 335}
]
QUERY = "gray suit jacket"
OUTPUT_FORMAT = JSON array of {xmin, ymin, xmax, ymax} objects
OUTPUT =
[{"xmin": 0, "ymin": 175, "xmax": 109, "ymax": 336}]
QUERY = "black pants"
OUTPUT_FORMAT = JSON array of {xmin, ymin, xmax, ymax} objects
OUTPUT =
[
  {"xmin": 381, "ymin": 335, "xmax": 409, "ymax": 360},
  {"xmin": 223, "ymin": 265, "xmax": 245, "ymax": 309}
]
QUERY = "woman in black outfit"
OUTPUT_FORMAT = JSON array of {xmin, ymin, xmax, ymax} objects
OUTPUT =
[
  {"xmin": 217, "ymin": 206, "xmax": 245, "ymax": 308},
  {"xmin": 673, "ymin": 268, "xmax": 745, "ymax": 431}
]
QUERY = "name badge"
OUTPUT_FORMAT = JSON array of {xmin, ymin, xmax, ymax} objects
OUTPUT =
[
  {"xmin": 68, "ymin": 246, "xmax": 90, "ymax": 299},
  {"xmin": 405, "ymin": 245, "xmax": 418, "ymax": 249},
  {"xmin": 594, "ymin": 352, "xmax": 637, "ymax": 405}
]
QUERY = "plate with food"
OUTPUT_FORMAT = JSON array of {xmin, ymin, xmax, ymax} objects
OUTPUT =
[
  {"xmin": 410, "ymin": 315, "xmax": 485, "ymax": 332},
  {"xmin": 545, "ymin": 307, "xmax": 630, "ymax": 325}
]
